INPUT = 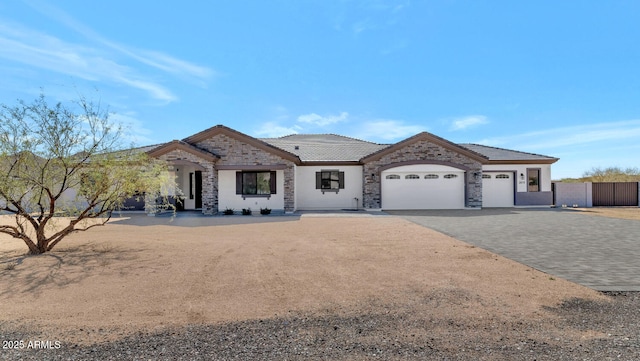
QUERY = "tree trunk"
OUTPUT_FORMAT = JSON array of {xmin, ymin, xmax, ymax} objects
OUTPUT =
[{"xmin": 34, "ymin": 226, "xmax": 49, "ymax": 255}]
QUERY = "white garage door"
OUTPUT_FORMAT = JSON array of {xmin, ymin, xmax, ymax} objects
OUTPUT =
[
  {"xmin": 381, "ymin": 165, "xmax": 465, "ymax": 210},
  {"xmin": 482, "ymin": 172, "xmax": 514, "ymax": 207}
]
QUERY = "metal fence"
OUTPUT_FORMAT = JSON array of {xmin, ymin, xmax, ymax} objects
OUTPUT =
[{"xmin": 592, "ymin": 182, "xmax": 639, "ymax": 206}]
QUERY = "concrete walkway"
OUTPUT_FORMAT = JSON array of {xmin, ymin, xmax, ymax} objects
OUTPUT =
[{"xmin": 390, "ymin": 209, "xmax": 640, "ymax": 292}]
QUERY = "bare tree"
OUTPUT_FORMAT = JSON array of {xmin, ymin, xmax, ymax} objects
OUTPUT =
[
  {"xmin": 582, "ymin": 166, "xmax": 640, "ymax": 182},
  {"xmin": 0, "ymin": 94, "xmax": 176, "ymax": 254}
]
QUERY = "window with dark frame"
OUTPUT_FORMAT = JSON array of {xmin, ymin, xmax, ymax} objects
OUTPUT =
[
  {"xmin": 527, "ymin": 168, "xmax": 540, "ymax": 192},
  {"xmin": 315, "ymin": 170, "xmax": 345, "ymax": 191},
  {"xmin": 236, "ymin": 171, "xmax": 276, "ymax": 196}
]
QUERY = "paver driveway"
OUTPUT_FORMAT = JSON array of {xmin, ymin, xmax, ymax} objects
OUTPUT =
[{"xmin": 390, "ymin": 208, "xmax": 640, "ymax": 291}]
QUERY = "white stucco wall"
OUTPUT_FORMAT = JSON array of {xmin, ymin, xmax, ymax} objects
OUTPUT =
[
  {"xmin": 218, "ymin": 170, "xmax": 285, "ymax": 212},
  {"xmin": 174, "ymin": 167, "xmax": 195, "ymax": 209},
  {"xmin": 296, "ymin": 166, "xmax": 363, "ymax": 210},
  {"xmin": 482, "ymin": 164, "xmax": 553, "ymax": 192}
]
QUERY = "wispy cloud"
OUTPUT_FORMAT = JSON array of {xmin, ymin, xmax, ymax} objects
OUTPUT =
[
  {"xmin": 1, "ymin": 1, "xmax": 213, "ymax": 102},
  {"xmin": 333, "ymin": 0, "xmax": 410, "ymax": 35},
  {"xmin": 353, "ymin": 19, "xmax": 375, "ymax": 34},
  {"xmin": 297, "ymin": 112, "xmax": 349, "ymax": 126},
  {"xmin": 477, "ymin": 119, "xmax": 640, "ymax": 150},
  {"xmin": 0, "ymin": 26, "xmax": 178, "ymax": 102},
  {"xmin": 24, "ymin": 0, "xmax": 214, "ymax": 81},
  {"xmin": 110, "ymin": 112, "xmax": 156, "ymax": 145},
  {"xmin": 254, "ymin": 122, "xmax": 301, "ymax": 138},
  {"xmin": 449, "ymin": 115, "xmax": 489, "ymax": 131},
  {"xmin": 353, "ymin": 119, "xmax": 426, "ymax": 142}
]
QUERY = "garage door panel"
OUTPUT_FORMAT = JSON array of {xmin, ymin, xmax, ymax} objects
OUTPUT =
[
  {"xmin": 382, "ymin": 170, "xmax": 465, "ymax": 210},
  {"xmin": 482, "ymin": 173, "xmax": 514, "ymax": 207}
]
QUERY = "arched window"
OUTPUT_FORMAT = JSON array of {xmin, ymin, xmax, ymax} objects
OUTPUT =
[
  {"xmin": 496, "ymin": 174, "xmax": 510, "ymax": 179},
  {"xmin": 482, "ymin": 174, "xmax": 491, "ymax": 179},
  {"xmin": 385, "ymin": 174, "xmax": 400, "ymax": 180},
  {"xmin": 405, "ymin": 174, "xmax": 420, "ymax": 179},
  {"xmin": 443, "ymin": 174, "xmax": 458, "ymax": 179},
  {"xmin": 424, "ymin": 174, "xmax": 439, "ymax": 179}
]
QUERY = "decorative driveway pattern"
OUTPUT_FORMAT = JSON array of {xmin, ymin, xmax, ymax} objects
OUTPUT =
[{"xmin": 389, "ymin": 209, "xmax": 640, "ymax": 291}]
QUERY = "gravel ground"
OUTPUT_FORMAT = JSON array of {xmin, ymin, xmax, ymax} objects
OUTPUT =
[
  {"xmin": 1, "ymin": 213, "xmax": 639, "ymax": 360},
  {"xmin": 2, "ymin": 292, "xmax": 639, "ymax": 360}
]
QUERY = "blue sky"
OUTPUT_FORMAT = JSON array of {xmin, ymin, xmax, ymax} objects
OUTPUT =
[{"xmin": 1, "ymin": 0, "xmax": 639, "ymax": 179}]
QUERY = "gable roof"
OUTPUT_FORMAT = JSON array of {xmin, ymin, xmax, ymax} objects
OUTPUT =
[
  {"xmin": 183, "ymin": 125, "xmax": 301, "ymax": 164},
  {"xmin": 360, "ymin": 132, "xmax": 488, "ymax": 163},
  {"xmin": 261, "ymin": 134, "xmax": 388, "ymax": 162},
  {"xmin": 459, "ymin": 144, "xmax": 559, "ymax": 164},
  {"xmin": 145, "ymin": 125, "xmax": 558, "ymax": 165},
  {"xmin": 146, "ymin": 140, "xmax": 219, "ymax": 162}
]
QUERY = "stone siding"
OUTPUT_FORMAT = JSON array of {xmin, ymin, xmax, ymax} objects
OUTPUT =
[
  {"xmin": 195, "ymin": 134, "xmax": 297, "ymax": 212},
  {"xmin": 362, "ymin": 140, "xmax": 483, "ymax": 209},
  {"xmin": 155, "ymin": 149, "xmax": 217, "ymax": 214}
]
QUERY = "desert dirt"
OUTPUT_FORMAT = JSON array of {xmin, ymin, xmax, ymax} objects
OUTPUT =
[
  {"xmin": 575, "ymin": 206, "xmax": 640, "ymax": 221},
  {"xmin": 0, "ymin": 211, "xmax": 638, "ymax": 359}
]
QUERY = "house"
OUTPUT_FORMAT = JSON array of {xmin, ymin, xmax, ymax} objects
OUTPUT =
[{"xmin": 144, "ymin": 125, "xmax": 558, "ymax": 214}]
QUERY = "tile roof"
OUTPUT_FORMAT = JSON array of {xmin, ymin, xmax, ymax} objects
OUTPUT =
[
  {"xmin": 143, "ymin": 129, "xmax": 558, "ymax": 164},
  {"xmin": 458, "ymin": 143, "xmax": 558, "ymax": 162},
  {"xmin": 261, "ymin": 134, "xmax": 389, "ymax": 162}
]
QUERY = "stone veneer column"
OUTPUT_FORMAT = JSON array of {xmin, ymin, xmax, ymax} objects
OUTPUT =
[
  {"xmin": 202, "ymin": 163, "xmax": 217, "ymax": 215},
  {"xmin": 283, "ymin": 166, "xmax": 295, "ymax": 212}
]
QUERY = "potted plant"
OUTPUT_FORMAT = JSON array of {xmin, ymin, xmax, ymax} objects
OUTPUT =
[
  {"xmin": 260, "ymin": 207, "xmax": 271, "ymax": 215},
  {"xmin": 223, "ymin": 208, "xmax": 234, "ymax": 215},
  {"xmin": 242, "ymin": 208, "xmax": 252, "ymax": 215}
]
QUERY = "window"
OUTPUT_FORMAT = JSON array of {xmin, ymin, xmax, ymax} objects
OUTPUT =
[
  {"xmin": 424, "ymin": 174, "xmax": 439, "ymax": 179},
  {"xmin": 236, "ymin": 171, "xmax": 276, "ymax": 196},
  {"xmin": 385, "ymin": 174, "xmax": 400, "ymax": 180},
  {"xmin": 405, "ymin": 174, "xmax": 420, "ymax": 179},
  {"xmin": 527, "ymin": 168, "xmax": 540, "ymax": 192},
  {"xmin": 443, "ymin": 174, "xmax": 458, "ymax": 179},
  {"xmin": 315, "ymin": 170, "xmax": 345, "ymax": 190},
  {"xmin": 482, "ymin": 174, "xmax": 491, "ymax": 179},
  {"xmin": 496, "ymin": 174, "xmax": 510, "ymax": 179}
]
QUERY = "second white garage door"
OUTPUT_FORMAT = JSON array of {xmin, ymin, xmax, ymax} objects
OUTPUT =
[
  {"xmin": 482, "ymin": 172, "xmax": 515, "ymax": 207},
  {"xmin": 381, "ymin": 165, "xmax": 465, "ymax": 210}
]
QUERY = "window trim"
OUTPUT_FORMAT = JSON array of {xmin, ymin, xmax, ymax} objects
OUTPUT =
[
  {"xmin": 235, "ymin": 171, "xmax": 277, "ymax": 199},
  {"xmin": 315, "ymin": 170, "xmax": 345, "ymax": 193},
  {"xmin": 527, "ymin": 168, "xmax": 541, "ymax": 192}
]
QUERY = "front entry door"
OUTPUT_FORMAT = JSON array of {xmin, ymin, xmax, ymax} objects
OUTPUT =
[{"xmin": 195, "ymin": 170, "xmax": 202, "ymax": 209}]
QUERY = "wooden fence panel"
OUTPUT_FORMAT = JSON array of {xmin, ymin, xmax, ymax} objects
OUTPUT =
[{"xmin": 592, "ymin": 182, "xmax": 638, "ymax": 206}]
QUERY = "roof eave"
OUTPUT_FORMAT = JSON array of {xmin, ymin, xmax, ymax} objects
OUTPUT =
[
  {"xmin": 146, "ymin": 140, "xmax": 220, "ymax": 162},
  {"xmin": 301, "ymin": 160, "xmax": 362, "ymax": 166},
  {"xmin": 361, "ymin": 132, "xmax": 488, "ymax": 163},
  {"xmin": 485, "ymin": 158, "xmax": 559, "ymax": 165},
  {"xmin": 183, "ymin": 125, "xmax": 302, "ymax": 164}
]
